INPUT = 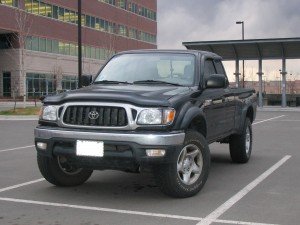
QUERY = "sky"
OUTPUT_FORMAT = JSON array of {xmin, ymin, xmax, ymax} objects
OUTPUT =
[{"xmin": 157, "ymin": 0, "xmax": 300, "ymax": 82}]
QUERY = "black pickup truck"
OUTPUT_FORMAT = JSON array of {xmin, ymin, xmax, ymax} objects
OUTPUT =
[{"xmin": 35, "ymin": 50, "xmax": 257, "ymax": 198}]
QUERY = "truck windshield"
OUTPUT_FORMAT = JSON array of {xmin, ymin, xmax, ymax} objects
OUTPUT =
[{"xmin": 94, "ymin": 53, "xmax": 196, "ymax": 86}]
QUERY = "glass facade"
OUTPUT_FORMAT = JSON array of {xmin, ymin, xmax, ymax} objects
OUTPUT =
[
  {"xmin": 25, "ymin": 36, "xmax": 114, "ymax": 60},
  {"xmin": 62, "ymin": 76, "xmax": 78, "ymax": 91},
  {"xmin": 99, "ymin": 0, "xmax": 157, "ymax": 21},
  {"xmin": 0, "ymin": 0, "xmax": 19, "ymax": 7},
  {"xmin": 24, "ymin": 0, "xmax": 156, "ymax": 44},
  {"xmin": 26, "ymin": 73, "xmax": 79, "ymax": 96},
  {"xmin": 26, "ymin": 73, "xmax": 56, "ymax": 97}
]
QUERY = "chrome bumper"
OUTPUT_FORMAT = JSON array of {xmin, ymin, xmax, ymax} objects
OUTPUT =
[{"xmin": 34, "ymin": 127, "xmax": 185, "ymax": 146}]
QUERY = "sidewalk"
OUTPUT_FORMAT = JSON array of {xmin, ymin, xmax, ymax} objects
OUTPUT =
[
  {"xmin": 0, "ymin": 115, "xmax": 39, "ymax": 120},
  {"xmin": 0, "ymin": 101, "xmax": 42, "ymax": 112}
]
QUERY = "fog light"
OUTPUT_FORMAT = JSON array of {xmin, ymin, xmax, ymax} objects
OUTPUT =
[
  {"xmin": 146, "ymin": 149, "xmax": 166, "ymax": 157},
  {"xmin": 37, "ymin": 142, "xmax": 47, "ymax": 150}
]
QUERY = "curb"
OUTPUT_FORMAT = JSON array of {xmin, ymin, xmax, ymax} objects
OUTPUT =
[{"xmin": 0, "ymin": 116, "xmax": 39, "ymax": 121}]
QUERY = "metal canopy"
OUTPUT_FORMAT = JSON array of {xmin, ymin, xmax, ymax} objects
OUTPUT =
[{"xmin": 183, "ymin": 37, "xmax": 300, "ymax": 60}]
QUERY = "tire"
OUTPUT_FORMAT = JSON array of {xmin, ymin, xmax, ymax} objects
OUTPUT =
[
  {"xmin": 229, "ymin": 118, "xmax": 252, "ymax": 163},
  {"xmin": 153, "ymin": 130, "xmax": 210, "ymax": 198},
  {"xmin": 37, "ymin": 154, "xmax": 93, "ymax": 187}
]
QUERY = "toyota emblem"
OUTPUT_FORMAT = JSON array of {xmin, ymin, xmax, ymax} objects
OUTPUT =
[{"xmin": 88, "ymin": 111, "xmax": 99, "ymax": 120}]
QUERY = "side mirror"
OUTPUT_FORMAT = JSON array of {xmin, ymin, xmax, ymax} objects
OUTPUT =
[
  {"xmin": 80, "ymin": 75, "xmax": 93, "ymax": 87},
  {"xmin": 206, "ymin": 74, "xmax": 226, "ymax": 89}
]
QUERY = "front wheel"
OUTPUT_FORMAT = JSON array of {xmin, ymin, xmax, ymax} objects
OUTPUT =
[
  {"xmin": 153, "ymin": 130, "xmax": 210, "ymax": 198},
  {"xmin": 37, "ymin": 154, "xmax": 93, "ymax": 187},
  {"xmin": 229, "ymin": 118, "xmax": 252, "ymax": 163}
]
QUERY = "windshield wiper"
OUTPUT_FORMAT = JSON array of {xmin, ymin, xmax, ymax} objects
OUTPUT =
[
  {"xmin": 94, "ymin": 80, "xmax": 132, "ymax": 85},
  {"xmin": 133, "ymin": 80, "xmax": 182, "ymax": 86}
]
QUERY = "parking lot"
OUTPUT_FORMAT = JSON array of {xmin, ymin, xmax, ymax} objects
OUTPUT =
[{"xmin": 0, "ymin": 110, "xmax": 299, "ymax": 225}]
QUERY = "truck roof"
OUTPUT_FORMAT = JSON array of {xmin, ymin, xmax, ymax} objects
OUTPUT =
[{"xmin": 117, "ymin": 49, "xmax": 222, "ymax": 59}]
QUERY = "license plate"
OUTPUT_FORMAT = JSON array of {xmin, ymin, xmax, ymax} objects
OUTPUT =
[{"xmin": 76, "ymin": 140, "xmax": 104, "ymax": 157}]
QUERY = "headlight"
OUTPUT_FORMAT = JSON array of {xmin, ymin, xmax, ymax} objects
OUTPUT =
[
  {"xmin": 137, "ymin": 108, "xmax": 175, "ymax": 125},
  {"xmin": 40, "ymin": 105, "xmax": 58, "ymax": 121}
]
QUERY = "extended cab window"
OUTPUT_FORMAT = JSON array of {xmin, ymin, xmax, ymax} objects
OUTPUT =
[
  {"xmin": 204, "ymin": 59, "xmax": 216, "ymax": 81},
  {"xmin": 214, "ymin": 60, "xmax": 226, "ymax": 75}
]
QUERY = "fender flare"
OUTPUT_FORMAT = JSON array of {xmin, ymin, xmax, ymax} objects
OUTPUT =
[{"xmin": 178, "ymin": 106, "xmax": 207, "ymax": 136}]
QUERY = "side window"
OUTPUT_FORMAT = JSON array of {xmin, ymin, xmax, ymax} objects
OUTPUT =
[
  {"xmin": 214, "ymin": 60, "xmax": 225, "ymax": 75},
  {"xmin": 204, "ymin": 59, "xmax": 216, "ymax": 81},
  {"xmin": 214, "ymin": 60, "xmax": 229, "ymax": 87}
]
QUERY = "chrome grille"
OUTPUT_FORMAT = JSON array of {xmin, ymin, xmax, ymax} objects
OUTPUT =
[{"xmin": 62, "ymin": 105, "xmax": 128, "ymax": 127}]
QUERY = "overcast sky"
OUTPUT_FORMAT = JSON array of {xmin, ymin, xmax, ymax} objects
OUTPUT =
[{"xmin": 157, "ymin": 0, "xmax": 300, "ymax": 81}]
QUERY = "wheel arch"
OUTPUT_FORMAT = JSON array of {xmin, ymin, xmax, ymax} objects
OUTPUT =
[{"xmin": 179, "ymin": 107, "xmax": 207, "ymax": 138}]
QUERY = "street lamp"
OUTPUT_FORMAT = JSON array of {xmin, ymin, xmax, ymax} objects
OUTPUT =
[
  {"xmin": 78, "ymin": 0, "xmax": 82, "ymax": 88},
  {"xmin": 236, "ymin": 21, "xmax": 245, "ymax": 87}
]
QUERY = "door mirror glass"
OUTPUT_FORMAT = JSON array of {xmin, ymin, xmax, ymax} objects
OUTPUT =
[{"xmin": 206, "ymin": 74, "xmax": 226, "ymax": 89}]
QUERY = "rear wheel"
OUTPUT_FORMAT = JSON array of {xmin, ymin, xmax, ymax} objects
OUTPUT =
[
  {"xmin": 153, "ymin": 130, "xmax": 210, "ymax": 198},
  {"xmin": 229, "ymin": 118, "xmax": 252, "ymax": 163},
  {"xmin": 37, "ymin": 154, "xmax": 93, "ymax": 186}
]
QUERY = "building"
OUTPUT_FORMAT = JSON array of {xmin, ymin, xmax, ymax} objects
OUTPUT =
[{"xmin": 0, "ymin": 0, "xmax": 157, "ymax": 98}]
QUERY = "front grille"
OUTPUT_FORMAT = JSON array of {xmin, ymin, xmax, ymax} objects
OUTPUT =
[{"xmin": 62, "ymin": 105, "xmax": 128, "ymax": 127}]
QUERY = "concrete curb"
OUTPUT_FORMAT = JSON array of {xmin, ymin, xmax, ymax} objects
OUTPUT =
[{"xmin": 0, "ymin": 116, "xmax": 39, "ymax": 121}]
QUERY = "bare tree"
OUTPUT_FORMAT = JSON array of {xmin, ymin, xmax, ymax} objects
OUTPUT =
[
  {"xmin": 105, "ymin": 32, "xmax": 117, "ymax": 60},
  {"xmin": 6, "ymin": 8, "xmax": 32, "ymax": 109},
  {"xmin": 52, "ymin": 64, "xmax": 63, "ymax": 93},
  {"xmin": 288, "ymin": 74, "xmax": 296, "ymax": 95}
]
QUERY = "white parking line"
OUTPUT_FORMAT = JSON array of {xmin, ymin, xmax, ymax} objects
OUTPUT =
[
  {"xmin": 216, "ymin": 219, "xmax": 279, "ymax": 225},
  {"xmin": 0, "ymin": 197, "xmax": 279, "ymax": 225},
  {"xmin": 0, "ymin": 145, "xmax": 35, "ymax": 153},
  {"xmin": 253, "ymin": 115, "xmax": 285, "ymax": 125},
  {"xmin": 0, "ymin": 178, "xmax": 44, "ymax": 193},
  {"xmin": 196, "ymin": 155, "xmax": 291, "ymax": 225}
]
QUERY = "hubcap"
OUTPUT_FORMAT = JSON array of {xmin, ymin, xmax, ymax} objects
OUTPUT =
[
  {"xmin": 177, "ymin": 144, "xmax": 203, "ymax": 185},
  {"xmin": 57, "ymin": 156, "xmax": 83, "ymax": 175},
  {"xmin": 245, "ymin": 126, "xmax": 251, "ymax": 155}
]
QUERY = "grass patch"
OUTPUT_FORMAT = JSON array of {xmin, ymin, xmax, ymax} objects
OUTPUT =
[{"xmin": 0, "ymin": 107, "xmax": 41, "ymax": 116}]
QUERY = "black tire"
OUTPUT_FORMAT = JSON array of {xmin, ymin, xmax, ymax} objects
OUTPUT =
[
  {"xmin": 37, "ymin": 154, "xmax": 93, "ymax": 187},
  {"xmin": 229, "ymin": 118, "xmax": 252, "ymax": 163},
  {"xmin": 153, "ymin": 130, "xmax": 210, "ymax": 198}
]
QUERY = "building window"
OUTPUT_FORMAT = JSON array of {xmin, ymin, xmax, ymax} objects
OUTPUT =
[
  {"xmin": 39, "ymin": 37, "xmax": 46, "ymax": 52},
  {"xmin": 118, "ymin": 25, "xmax": 126, "ymax": 36},
  {"xmin": 0, "ymin": 0, "xmax": 19, "ymax": 7},
  {"xmin": 52, "ymin": 40, "xmax": 59, "ymax": 54},
  {"xmin": 52, "ymin": 5, "xmax": 58, "ymax": 19},
  {"xmin": 26, "ymin": 73, "xmax": 56, "ymax": 97},
  {"xmin": 39, "ymin": 1, "xmax": 46, "ymax": 16},
  {"xmin": 25, "ymin": 0, "xmax": 32, "ymax": 12},
  {"xmin": 45, "ymin": 3, "xmax": 52, "ymax": 17},
  {"xmin": 58, "ymin": 7, "xmax": 64, "ymax": 21},
  {"xmin": 25, "ymin": 36, "xmax": 115, "ymax": 60},
  {"xmin": 46, "ymin": 39, "xmax": 52, "ymax": 53},
  {"xmin": 22, "ymin": 0, "xmax": 156, "ymax": 44},
  {"xmin": 32, "ymin": 0, "xmax": 39, "ymax": 14},
  {"xmin": 62, "ymin": 76, "xmax": 78, "ymax": 91}
]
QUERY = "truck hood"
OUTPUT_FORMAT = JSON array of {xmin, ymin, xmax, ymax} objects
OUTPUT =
[{"xmin": 44, "ymin": 84, "xmax": 194, "ymax": 107}]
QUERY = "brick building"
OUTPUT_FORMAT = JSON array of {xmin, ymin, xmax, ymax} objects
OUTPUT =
[{"xmin": 0, "ymin": 0, "xmax": 157, "ymax": 98}]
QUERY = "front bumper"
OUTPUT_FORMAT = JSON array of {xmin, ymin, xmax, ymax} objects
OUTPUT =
[{"xmin": 34, "ymin": 126, "xmax": 185, "ymax": 171}]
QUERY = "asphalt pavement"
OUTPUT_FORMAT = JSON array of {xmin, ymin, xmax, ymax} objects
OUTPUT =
[{"xmin": 0, "ymin": 111, "xmax": 299, "ymax": 225}]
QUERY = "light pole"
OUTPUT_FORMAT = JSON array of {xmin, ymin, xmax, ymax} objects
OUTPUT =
[
  {"xmin": 78, "ymin": 0, "xmax": 82, "ymax": 88},
  {"xmin": 236, "ymin": 21, "xmax": 245, "ymax": 87}
]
